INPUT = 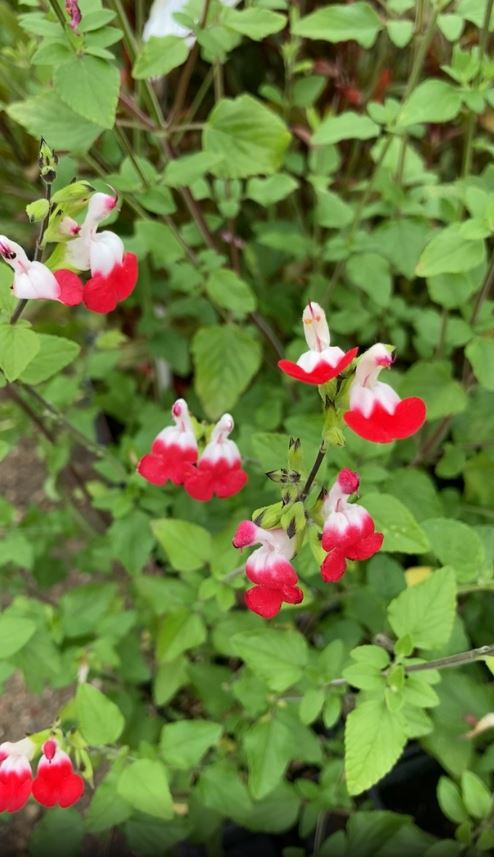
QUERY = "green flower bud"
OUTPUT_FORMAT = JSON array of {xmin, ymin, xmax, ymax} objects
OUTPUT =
[
  {"xmin": 322, "ymin": 404, "xmax": 345, "ymax": 447},
  {"xmin": 288, "ymin": 436, "xmax": 304, "ymax": 472},
  {"xmin": 266, "ymin": 468, "xmax": 300, "ymax": 485},
  {"xmin": 280, "ymin": 500, "xmax": 306, "ymax": 541},
  {"xmin": 26, "ymin": 198, "xmax": 50, "ymax": 223},
  {"xmin": 38, "ymin": 138, "xmax": 58, "ymax": 184},
  {"xmin": 253, "ymin": 501, "xmax": 283, "ymax": 528}
]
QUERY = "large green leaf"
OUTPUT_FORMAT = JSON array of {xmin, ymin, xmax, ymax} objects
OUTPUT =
[
  {"xmin": 19, "ymin": 334, "xmax": 80, "ymax": 384},
  {"xmin": 151, "ymin": 519, "xmax": 212, "ymax": 572},
  {"xmin": 345, "ymin": 697, "xmax": 407, "ymax": 795},
  {"xmin": 398, "ymin": 80, "xmax": 463, "ymax": 127},
  {"xmin": 222, "ymin": 7, "xmax": 286, "ymax": 40},
  {"xmin": 243, "ymin": 714, "xmax": 293, "ymax": 799},
  {"xmin": 399, "ymin": 361, "xmax": 467, "ymax": 420},
  {"xmin": 7, "ymin": 93, "xmax": 103, "ymax": 151},
  {"xmin": 360, "ymin": 494, "xmax": 430, "ymax": 554},
  {"xmin": 156, "ymin": 610, "xmax": 207, "ymax": 662},
  {"xmin": 206, "ymin": 269, "xmax": 256, "ymax": 316},
  {"xmin": 160, "ymin": 720, "xmax": 222, "ymax": 769},
  {"xmin": 203, "ymin": 95, "xmax": 291, "ymax": 178},
  {"xmin": 132, "ymin": 35, "xmax": 189, "ymax": 79},
  {"xmin": 192, "ymin": 323, "xmax": 262, "ymax": 419},
  {"xmin": 54, "ymin": 55, "xmax": 120, "ymax": 129},
  {"xmin": 232, "ymin": 629, "xmax": 308, "ymax": 692},
  {"xmin": 416, "ymin": 225, "xmax": 486, "ymax": 277},
  {"xmin": 75, "ymin": 684, "xmax": 125, "ymax": 745},
  {"xmin": 117, "ymin": 759, "xmax": 173, "ymax": 820},
  {"xmin": 293, "ymin": 3, "xmax": 383, "ymax": 48},
  {"xmin": 388, "ymin": 567, "xmax": 457, "ymax": 650},
  {"xmin": 421, "ymin": 519, "xmax": 486, "ymax": 583},
  {"xmin": 312, "ymin": 112, "xmax": 379, "ymax": 145},
  {"xmin": 0, "ymin": 615, "xmax": 36, "ymax": 658},
  {"xmin": 0, "ymin": 323, "xmax": 39, "ymax": 382},
  {"xmin": 465, "ymin": 337, "xmax": 494, "ymax": 391}
]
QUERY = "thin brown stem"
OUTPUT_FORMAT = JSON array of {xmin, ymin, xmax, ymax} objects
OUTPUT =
[
  {"xmin": 298, "ymin": 442, "xmax": 328, "ymax": 502},
  {"xmin": 169, "ymin": 0, "xmax": 212, "ymax": 124}
]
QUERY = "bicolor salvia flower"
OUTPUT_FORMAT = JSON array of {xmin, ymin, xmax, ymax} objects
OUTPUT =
[
  {"xmin": 232, "ymin": 521, "xmax": 303, "ymax": 618},
  {"xmin": 32, "ymin": 739, "xmax": 84, "ymax": 809},
  {"xmin": 0, "ymin": 237, "xmax": 83, "ymax": 306},
  {"xmin": 184, "ymin": 414, "xmax": 247, "ymax": 502},
  {"xmin": 65, "ymin": 192, "xmax": 138, "ymax": 314},
  {"xmin": 0, "ymin": 738, "xmax": 35, "ymax": 813},
  {"xmin": 320, "ymin": 469, "xmax": 383, "ymax": 582},
  {"xmin": 137, "ymin": 398, "xmax": 198, "ymax": 486},
  {"xmin": 344, "ymin": 343, "xmax": 427, "ymax": 443},
  {"xmin": 278, "ymin": 302, "xmax": 358, "ymax": 385}
]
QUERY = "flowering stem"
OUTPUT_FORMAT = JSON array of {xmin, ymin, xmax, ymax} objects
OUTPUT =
[{"xmin": 298, "ymin": 442, "xmax": 328, "ymax": 502}]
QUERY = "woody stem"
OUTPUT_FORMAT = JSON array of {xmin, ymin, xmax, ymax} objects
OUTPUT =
[{"xmin": 298, "ymin": 442, "xmax": 328, "ymax": 502}]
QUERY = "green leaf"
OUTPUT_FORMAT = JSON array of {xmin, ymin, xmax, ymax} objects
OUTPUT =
[
  {"xmin": 203, "ymin": 95, "xmax": 291, "ymax": 178},
  {"xmin": 421, "ymin": 519, "xmax": 486, "ymax": 583},
  {"xmin": 359, "ymin": 493, "xmax": 430, "ymax": 554},
  {"xmin": 346, "ymin": 253, "xmax": 392, "ymax": 307},
  {"xmin": 156, "ymin": 609, "xmax": 207, "ymax": 662},
  {"xmin": 164, "ymin": 151, "xmax": 224, "ymax": 187},
  {"xmin": 30, "ymin": 808, "xmax": 84, "ymax": 857},
  {"xmin": 246, "ymin": 174, "xmax": 298, "ymax": 206},
  {"xmin": 7, "ymin": 92, "xmax": 103, "ymax": 152},
  {"xmin": 133, "ymin": 218, "xmax": 185, "ymax": 265},
  {"xmin": 388, "ymin": 567, "xmax": 457, "ymax": 650},
  {"xmin": 206, "ymin": 269, "xmax": 256, "ymax": 315},
  {"xmin": 151, "ymin": 518, "xmax": 212, "ymax": 572},
  {"xmin": 345, "ymin": 697, "xmax": 407, "ymax": 795},
  {"xmin": 85, "ymin": 778, "xmax": 132, "ymax": 833},
  {"xmin": 244, "ymin": 714, "xmax": 293, "ymax": 799},
  {"xmin": 426, "ymin": 266, "xmax": 483, "ymax": 308},
  {"xmin": 416, "ymin": 225, "xmax": 486, "ymax": 277},
  {"xmin": 437, "ymin": 777, "xmax": 468, "ymax": 824},
  {"xmin": 293, "ymin": 3, "xmax": 383, "ymax": 48},
  {"xmin": 53, "ymin": 55, "xmax": 120, "ymax": 129},
  {"xmin": 387, "ymin": 19, "xmax": 414, "ymax": 46},
  {"xmin": 438, "ymin": 13, "xmax": 464, "ymax": 41},
  {"xmin": 232, "ymin": 629, "xmax": 308, "ymax": 692},
  {"xmin": 399, "ymin": 361, "xmax": 467, "ymax": 420},
  {"xmin": 75, "ymin": 684, "xmax": 125, "ymax": 745},
  {"xmin": 132, "ymin": 35, "xmax": 189, "ymax": 79},
  {"xmin": 160, "ymin": 720, "xmax": 222, "ymax": 769},
  {"xmin": 222, "ymin": 7, "xmax": 286, "ymax": 39},
  {"xmin": 0, "ymin": 324, "xmax": 40, "ymax": 382},
  {"xmin": 312, "ymin": 111, "xmax": 379, "ymax": 145},
  {"xmin": 461, "ymin": 771, "xmax": 492, "ymax": 819},
  {"xmin": 299, "ymin": 687, "xmax": 325, "ymax": 725},
  {"xmin": 314, "ymin": 190, "xmax": 353, "ymax": 228},
  {"xmin": 398, "ymin": 80, "xmax": 463, "ymax": 127},
  {"xmin": 192, "ymin": 323, "xmax": 262, "ymax": 419},
  {"xmin": 196, "ymin": 762, "xmax": 253, "ymax": 824},
  {"xmin": 19, "ymin": 334, "xmax": 80, "ymax": 384},
  {"xmin": 465, "ymin": 337, "xmax": 494, "ymax": 391},
  {"xmin": 0, "ymin": 615, "xmax": 36, "ymax": 658},
  {"xmin": 117, "ymin": 759, "xmax": 173, "ymax": 820}
]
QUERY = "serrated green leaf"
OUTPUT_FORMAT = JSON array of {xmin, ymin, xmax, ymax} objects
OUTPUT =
[
  {"xmin": 75, "ymin": 684, "xmax": 125, "ymax": 745},
  {"xmin": 222, "ymin": 7, "xmax": 286, "ymax": 39},
  {"xmin": 232, "ymin": 629, "xmax": 308, "ymax": 692},
  {"xmin": 206, "ymin": 269, "xmax": 256, "ymax": 315},
  {"xmin": 421, "ymin": 519, "xmax": 486, "ymax": 583},
  {"xmin": 359, "ymin": 493, "xmax": 430, "ymax": 553},
  {"xmin": 160, "ymin": 720, "xmax": 222, "ymax": 769},
  {"xmin": 244, "ymin": 714, "xmax": 293, "ymax": 799},
  {"xmin": 132, "ymin": 34, "xmax": 189, "ymax": 79},
  {"xmin": 156, "ymin": 610, "xmax": 207, "ymax": 662},
  {"xmin": 312, "ymin": 111, "xmax": 379, "ymax": 145},
  {"xmin": 388, "ymin": 567, "xmax": 457, "ymax": 650},
  {"xmin": 19, "ymin": 334, "xmax": 80, "ymax": 384},
  {"xmin": 293, "ymin": 2, "xmax": 383, "ymax": 48},
  {"xmin": 54, "ymin": 55, "xmax": 120, "ymax": 129},
  {"xmin": 192, "ymin": 323, "xmax": 262, "ymax": 418},
  {"xmin": 0, "ymin": 324, "xmax": 40, "ymax": 382},
  {"xmin": 117, "ymin": 759, "xmax": 173, "ymax": 820},
  {"xmin": 345, "ymin": 697, "xmax": 407, "ymax": 795},
  {"xmin": 151, "ymin": 518, "xmax": 212, "ymax": 572},
  {"xmin": 416, "ymin": 225, "xmax": 486, "ymax": 277}
]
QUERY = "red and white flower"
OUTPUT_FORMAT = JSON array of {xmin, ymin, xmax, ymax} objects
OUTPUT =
[
  {"xmin": 184, "ymin": 414, "xmax": 247, "ymax": 502},
  {"xmin": 137, "ymin": 398, "xmax": 198, "ymax": 486},
  {"xmin": 32, "ymin": 739, "xmax": 84, "ymax": 809},
  {"xmin": 0, "ymin": 738, "xmax": 34, "ymax": 813},
  {"xmin": 343, "ymin": 343, "xmax": 426, "ymax": 443},
  {"xmin": 0, "ymin": 237, "xmax": 83, "ymax": 306},
  {"xmin": 320, "ymin": 469, "xmax": 383, "ymax": 582},
  {"xmin": 278, "ymin": 302, "xmax": 358, "ymax": 385},
  {"xmin": 233, "ymin": 521, "xmax": 303, "ymax": 618},
  {"xmin": 65, "ymin": 192, "xmax": 138, "ymax": 314}
]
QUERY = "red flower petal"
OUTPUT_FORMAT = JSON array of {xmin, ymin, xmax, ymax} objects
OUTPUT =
[
  {"xmin": 321, "ymin": 549, "xmax": 347, "ymax": 582},
  {"xmin": 346, "ymin": 531, "xmax": 384, "ymax": 561},
  {"xmin": 83, "ymin": 274, "xmax": 118, "ymax": 314},
  {"xmin": 214, "ymin": 465, "xmax": 247, "ymax": 498},
  {"xmin": 58, "ymin": 773, "xmax": 84, "ymax": 808},
  {"xmin": 278, "ymin": 347, "xmax": 358, "ymax": 386},
  {"xmin": 245, "ymin": 586, "xmax": 283, "ymax": 618},
  {"xmin": 281, "ymin": 584, "xmax": 304, "ymax": 604},
  {"xmin": 137, "ymin": 453, "xmax": 170, "ymax": 486},
  {"xmin": 113, "ymin": 252, "xmax": 138, "ymax": 302},
  {"xmin": 322, "ymin": 513, "xmax": 374, "ymax": 552},
  {"xmin": 344, "ymin": 397, "xmax": 427, "ymax": 443},
  {"xmin": 53, "ymin": 269, "xmax": 84, "ymax": 306},
  {"xmin": 0, "ymin": 768, "xmax": 32, "ymax": 813},
  {"xmin": 184, "ymin": 461, "xmax": 247, "ymax": 501},
  {"xmin": 246, "ymin": 556, "xmax": 298, "ymax": 588},
  {"xmin": 183, "ymin": 466, "xmax": 214, "ymax": 501}
]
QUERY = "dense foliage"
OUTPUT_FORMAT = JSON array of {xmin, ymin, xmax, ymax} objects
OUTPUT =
[{"xmin": 1, "ymin": 0, "xmax": 494, "ymax": 854}]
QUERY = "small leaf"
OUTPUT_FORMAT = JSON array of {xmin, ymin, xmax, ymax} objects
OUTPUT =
[
  {"xmin": 387, "ymin": 567, "xmax": 457, "ymax": 650},
  {"xmin": 117, "ymin": 759, "xmax": 173, "ymax": 820},
  {"xmin": 398, "ymin": 80, "xmax": 463, "ymax": 127},
  {"xmin": 222, "ymin": 7, "xmax": 286, "ymax": 40},
  {"xmin": 293, "ymin": 3, "xmax": 383, "ymax": 48},
  {"xmin": 465, "ymin": 337, "xmax": 494, "ymax": 391},
  {"xmin": 160, "ymin": 720, "xmax": 222, "ymax": 769},
  {"xmin": 312, "ymin": 111, "xmax": 379, "ymax": 145},
  {"xmin": 421, "ymin": 519, "xmax": 486, "ymax": 583},
  {"xmin": 345, "ymin": 697, "xmax": 407, "ymax": 795},
  {"xmin": 206, "ymin": 269, "xmax": 256, "ymax": 315},
  {"xmin": 132, "ymin": 35, "xmax": 189, "ymax": 79},
  {"xmin": 151, "ymin": 518, "xmax": 212, "ymax": 572},
  {"xmin": 244, "ymin": 714, "xmax": 293, "ymax": 799},
  {"xmin": 232, "ymin": 629, "xmax": 308, "ymax": 692},
  {"xmin": 192, "ymin": 323, "xmax": 262, "ymax": 419},
  {"xmin": 0, "ymin": 615, "xmax": 36, "ymax": 658},
  {"xmin": 156, "ymin": 610, "xmax": 207, "ymax": 662},
  {"xmin": 0, "ymin": 324, "xmax": 40, "ymax": 382},
  {"xmin": 461, "ymin": 771, "xmax": 493, "ymax": 819},
  {"xmin": 76, "ymin": 684, "xmax": 125, "ymax": 745}
]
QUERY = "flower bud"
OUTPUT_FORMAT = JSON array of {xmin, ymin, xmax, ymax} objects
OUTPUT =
[
  {"xmin": 26, "ymin": 199, "xmax": 50, "ymax": 223},
  {"xmin": 287, "ymin": 436, "xmax": 304, "ymax": 472},
  {"xmin": 253, "ymin": 501, "xmax": 284, "ymax": 528},
  {"xmin": 38, "ymin": 138, "xmax": 58, "ymax": 185}
]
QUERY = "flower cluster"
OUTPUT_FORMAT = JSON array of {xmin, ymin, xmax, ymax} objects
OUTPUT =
[
  {"xmin": 232, "ymin": 302, "xmax": 427, "ymax": 618},
  {"xmin": 137, "ymin": 399, "xmax": 247, "ymax": 502},
  {"xmin": 0, "ymin": 738, "xmax": 84, "ymax": 813},
  {"xmin": 0, "ymin": 192, "xmax": 138, "ymax": 315}
]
